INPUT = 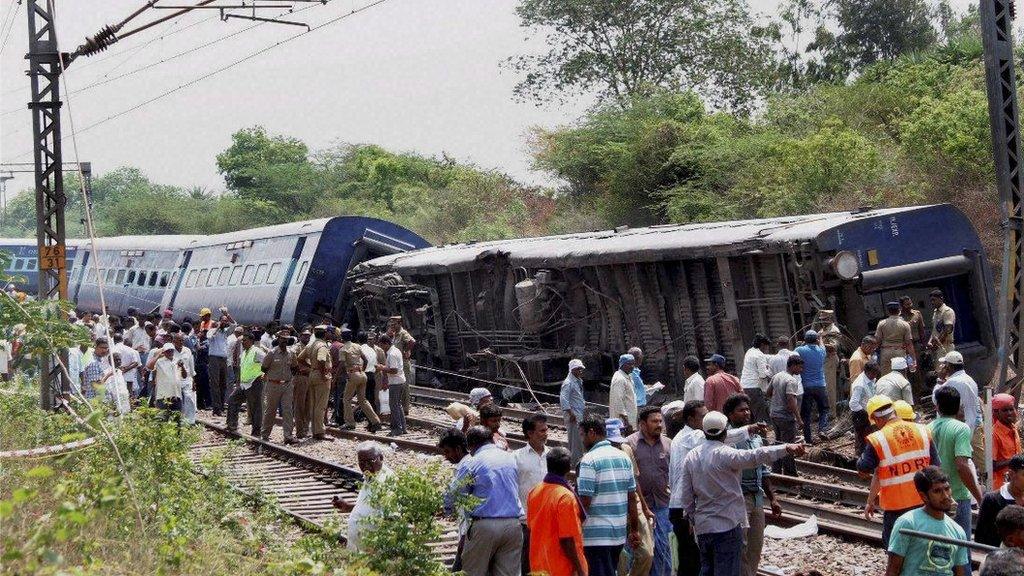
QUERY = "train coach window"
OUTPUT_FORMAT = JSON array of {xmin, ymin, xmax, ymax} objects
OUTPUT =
[
  {"xmin": 137, "ymin": 271, "xmax": 146, "ymax": 286},
  {"xmin": 241, "ymin": 265, "xmax": 255, "ymax": 285},
  {"xmin": 254, "ymin": 264, "xmax": 268, "ymax": 285},
  {"xmin": 160, "ymin": 271, "xmax": 170, "ymax": 288},
  {"xmin": 229, "ymin": 266, "xmax": 241, "ymax": 286},
  {"xmin": 217, "ymin": 266, "xmax": 229, "ymax": 286},
  {"xmin": 197, "ymin": 269, "xmax": 210, "ymax": 287},
  {"xmin": 128, "ymin": 270, "xmax": 137, "ymax": 285},
  {"xmin": 115, "ymin": 269, "xmax": 126, "ymax": 285},
  {"xmin": 26, "ymin": 259, "xmax": 36, "ymax": 270},
  {"xmin": 295, "ymin": 261, "xmax": 308, "ymax": 284},
  {"xmin": 183, "ymin": 270, "xmax": 195, "ymax": 288},
  {"xmin": 106, "ymin": 269, "xmax": 116, "ymax": 283},
  {"xmin": 147, "ymin": 271, "xmax": 157, "ymax": 287},
  {"xmin": 205, "ymin": 269, "xmax": 217, "ymax": 287},
  {"xmin": 87, "ymin": 268, "xmax": 97, "ymax": 283},
  {"xmin": 268, "ymin": 262, "xmax": 281, "ymax": 284},
  {"xmin": 12, "ymin": 259, "xmax": 22, "ymax": 271}
]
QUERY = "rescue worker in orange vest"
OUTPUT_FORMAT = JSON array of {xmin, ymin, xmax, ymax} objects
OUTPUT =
[{"xmin": 856, "ymin": 395, "xmax": 941, "ymax": 547}]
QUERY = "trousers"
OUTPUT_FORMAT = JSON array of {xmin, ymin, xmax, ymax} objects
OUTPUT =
[
  {"xmin": 344, "ymin": 371, "xmax": 380, "ymax": 426},
  {"xmin": 208, "ymin": 355, "xmax": 227, "ymax": 413},
  {"xmin": 365, "ymin": 371, "xmax": 379, "ymax": 414},
  {"xmin": 824, "ymin": 353, "xmax": 839, "ymax": 411},
  {"xmin": 226, "ymin": 378, "xmax": 263, "ymax": 437},
  {"xmin": 309, "ymin": 373, "xmax": 330, "ymax": 437},
  {"xmin": 565, "ymin": 412, "xmax": 584, "ymax": 465},
  {"xmin": 800, "ymin": 387, "xmax": 830, "ymax": 443},
  {"xmin": 771, "ymin": 418, "xmax": 798, "ymax": 475},
  {"xmin": 261, "ymin": 379, "xmax": 295, "ymax": 441},
  {"xmin": 585, "ymin": 545, "xmax": 624, "ymax": 576},
  {"xmin": 651, "ymin": 505, "xmax": 673, "ymax": 576},
  {"xmin": 851, "ymin": 409, "xmax": 873, "ymax": 455},
  {"xmin": 388, "ymin": 382, "xmax": 407, "ymax": 434},
  {"xmin": 619, "ymin": 499, "xmax": 653, "ymax": 575},
  {"xmin": 293, "ymin": 374, "xmax": 310, "ymax": 437},
  {"xmin": 697, "ymin": 525, "xmax": 743, "ymax": 576},
  {"xmin": 401, "ymin": 362, "xmax": 413, "ymax": 414},
  {"xmin": 460, "ymin": 517, "xmax": 523, "ymax": 576},
  {"xmin": 670, "ymin": 509, "xmax": 701, "ymax": 576},
  {"xmin": 880, "ymin": 348, "xmax": 903, "ymax": 375},
  {"xmin": 743, "ymin": 388, "xmax": 770, "ymax": 424},
  {"xmin": 742, "ymin": 495, "xmax": 765, "ymax": 576}
]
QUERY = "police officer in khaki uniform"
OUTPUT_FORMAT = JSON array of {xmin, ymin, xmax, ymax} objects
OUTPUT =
[
  {"xmin": 874, "ymin": 301, "xmax": 915, "ymax": 375},
  {"xmin": 298, "ymin": 325, "xmax": 333, "ymax": 440},
  {"xmin": 927, "ymin": 289, "xmax": 956, "ymax": 364},
  {"xmin": 339, "ymin": 328, "xmax": 381, "ymax": 432},
  {"xmin": 291, "ymin": 328, "xmax": 313, "ymax": 438},
  {"xmin": 387, "ymin": 315, "xmax": 416, "ymax": 416}
]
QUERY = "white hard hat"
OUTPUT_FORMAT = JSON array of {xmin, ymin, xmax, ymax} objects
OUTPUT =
[
  {"xmin": 890, "ymin": 357, "xmax": 908, "ymax": 371},
  {"xmin": 568, "ymin": 358, "xmax": 586, "ymax": 371}
]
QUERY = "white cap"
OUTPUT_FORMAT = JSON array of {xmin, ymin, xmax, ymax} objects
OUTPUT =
[
  {"xmin": 940, "ymin": 350, "xmax": 964, "ymax": 365},
  {"xmin": 661, "ymin": 400, "xmax": 686, "ymax": 417},
  {"xmin": 890, "ymin": 357, "xmax": 908, "ymax": 371},
  {"xmin": 568, "ymin": 358, "xmax": 585, "ymax": 371},
  {"xmin": 469, "ymin": 387, "xmax": 492, "ymax": 405},
  {"xmin": 702, "ymin": 411, "xmax": 729, "ymax": 436},
  {"xmin": 161, "ymin": 342, "xmax": 175, "ymax": 353}
]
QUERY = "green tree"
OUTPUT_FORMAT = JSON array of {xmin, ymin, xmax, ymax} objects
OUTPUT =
[
  {"xmin": 508, "ymin": 0, "xmax": 777, "ymax": 112},
  {"xmin": 216, "ymin": 126, "xmax": 314, "ymax": 212},
  {"xmin": 775, "ymin": 0, "xmax": 945, "ymax": 84}
]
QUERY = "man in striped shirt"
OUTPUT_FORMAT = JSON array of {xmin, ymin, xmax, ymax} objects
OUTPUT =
[{"xmin": 577, "ymin": 415, "xmax": 640, "ymax": 576}]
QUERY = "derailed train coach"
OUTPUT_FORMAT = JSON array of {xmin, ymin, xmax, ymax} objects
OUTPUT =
[{"xmin": 346, "ymin": 204, "xmax": 998, "ymax": 394}]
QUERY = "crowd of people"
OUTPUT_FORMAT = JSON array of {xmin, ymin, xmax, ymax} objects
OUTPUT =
[
  {"xmin": 57, "ymin": 306, "xmax": 418, "ymax": 440},
  {"xmin": 25, "ymin": 290, "xmax": 1024, "ymax": 575}
]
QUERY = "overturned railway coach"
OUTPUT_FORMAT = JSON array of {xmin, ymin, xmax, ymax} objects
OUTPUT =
[{"xmin": 348, "ymin": 205, "xmax": 997, "ymax": 393}]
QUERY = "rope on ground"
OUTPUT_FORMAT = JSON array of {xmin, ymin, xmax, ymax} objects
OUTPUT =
[
  {"xmin": 0, "ymin": 436, "xmax": 96, "ymax": 459},
  {"xmin": 411, "ymin": 362, "xmax": 610, "ymax": 409}
]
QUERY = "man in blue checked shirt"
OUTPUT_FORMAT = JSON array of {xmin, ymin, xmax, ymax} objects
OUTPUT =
[
  {"xmin": 82, "ymin": 337, "xmax": 112, "ymax": 400},
  {"xmin": 445, "ymin": 425, "xmax": 524, "ymax": 576}
]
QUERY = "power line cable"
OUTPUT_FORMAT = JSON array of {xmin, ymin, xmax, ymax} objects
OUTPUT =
[
  {"xmin": 1, "ymin": 9, "xmax": 218, "ymax": 99},
  {"xmin": 1, "ymin": 0, "xmax": 393, "ymax": 159},
  {"xmin": 0, "ymin": 2, "xmax": 323, "ymax": 117},
  {"xmin": 0, "ymin": 0, "xmax": 22, "ymax": 57}
]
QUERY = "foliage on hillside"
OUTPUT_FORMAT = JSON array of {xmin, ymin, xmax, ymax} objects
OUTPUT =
[
  {"xmin": 0, "ymin": 130, "xmax": 559, "ymax": 246},
  {"xmin": 0, "ymin": 390, "xmax": 358, "ymax": 575}
]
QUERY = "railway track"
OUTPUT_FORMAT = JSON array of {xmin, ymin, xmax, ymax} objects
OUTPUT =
[{"xmin": 190, "ymin": 416, "xmax": 460, "ymax": 564}]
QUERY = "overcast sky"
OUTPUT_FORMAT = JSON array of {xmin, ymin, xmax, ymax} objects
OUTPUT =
[{"xmin": 0, "ymin": 0, "xmax": 976, "ymax": 200}]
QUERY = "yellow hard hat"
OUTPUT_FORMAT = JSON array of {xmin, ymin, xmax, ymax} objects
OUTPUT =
[
  {"xmin": 893, "ymin": 400, "xmax": 917, "ymax": 421},
  {"xmin": 199, "ymin": 307, "xmax": 212, "ymax": 316},
  {"xmin": 866, "ymin": 395, "xmax": 894, "ymax": 419}
]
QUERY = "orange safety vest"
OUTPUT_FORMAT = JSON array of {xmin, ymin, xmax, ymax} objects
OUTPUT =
[{"xmin": 867, "ymin": 420, "xmax": 932, "ymax": 511}]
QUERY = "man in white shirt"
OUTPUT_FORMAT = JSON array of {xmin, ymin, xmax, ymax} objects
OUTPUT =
[
  {"xmin": 378, "ymin": 334, "xmax": 407, "ymax": 436},
  {"xmin": 359, "ymin": 332, "xmax": 382, "ymax": 414},
  {"xmin": 669, "ymin": 400, "xmax": 764, "ymax": 576},
  {"xmin": 172, "ymin": 333, "xmax": 197, "ymax": 425},
  {"xmin": 768, "ymin": 336, "xmax": 796, "ymax": 376},
  {"xmin": 112, "ymin": 332, "xmax": 142, "ymax": 399},
  {"xmin": 739, "ymin": 335, "xmax": 772, "ymax": 424},
  {"xmin": 225, "ymin": 326, "xmax": 242, "ymax": 398},
  {"xmin": 0, "ymin": 338, "xmax": 11, "ymax": 381},
  {"xmin": 513, "ymin": 413, "xmax": 549, "ymax": 576},
  {"xmin": 609, "ymin": 353, "xmax": 638, "ymax": 432},
  {"xmin": 332, "ymin": 441, "xmax": 394, "ymax": 551},
  {"xmin": 146, "ymin": 342, "xmax": 183, "ymax": 424},
  {"xmin": 682, "ymin": 356, "xmax": 705, "ymax": 404}
]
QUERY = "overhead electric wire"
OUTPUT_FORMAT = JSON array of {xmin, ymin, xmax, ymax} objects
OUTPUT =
[
  {"xmin": 0, "ymin": 0, "xmax": 21, "ymax": 57},
  {"xmin": 0, "ymin": 0, "xmax": 393, "ymax": 161},
  {"xmin": 0, "ymin": 8, "xmax": 218, "ymax": 99},
  {"xmin": 0, "ymin": 1, "xmax": 324, "ymax": 117}
]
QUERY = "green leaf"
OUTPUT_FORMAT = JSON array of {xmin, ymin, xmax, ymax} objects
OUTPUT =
[{"xmin": 25, "ymin": 465, "xmax": 54, "ymax": 479}]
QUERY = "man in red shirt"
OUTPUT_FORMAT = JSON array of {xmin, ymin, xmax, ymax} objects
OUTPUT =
[
  {"xmin": 527, "ymin": 447, "xmax": 587, "ymax": 576},
  {"xmin": 703, "ymin": 354, "xmax": 742, "ymax": 412},
  {"xmin": 993, "ymin": 393, "xmax": 1022, "ymax": 490}
]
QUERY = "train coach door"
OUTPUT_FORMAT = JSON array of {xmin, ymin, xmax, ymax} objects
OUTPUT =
[
  {"xmin": 166, "ymin": 250, "xmax": 193, "ymax": 311},
  {"xmin": 274, "ymin": 236, "xmax": 306, "ymax": 322},
  {"xmin": 72, "ymin": 250, "xmax": 90, "ymax": 302}
]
